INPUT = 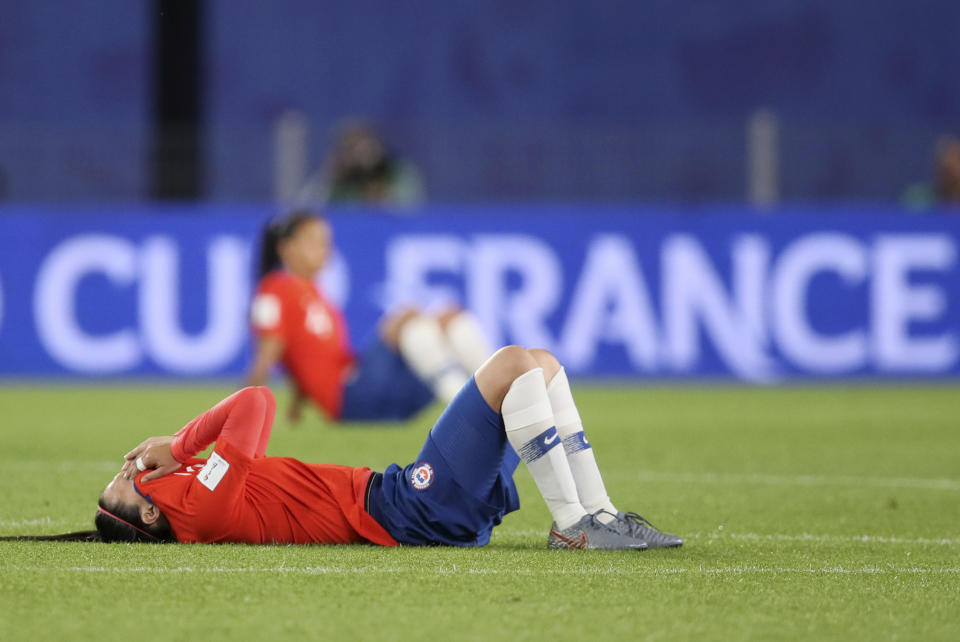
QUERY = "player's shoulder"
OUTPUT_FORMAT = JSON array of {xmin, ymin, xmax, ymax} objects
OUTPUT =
[
  {"xmin": 252, "ymin": 272, "xmax": 296, "ymax": 329},
  {"xmin": 258, "ymin": 270, "xmax": 318, "ymax": 298},
  {"xmin": 257, "ymin": 270, "xmax": 296, "ymax": 295}
]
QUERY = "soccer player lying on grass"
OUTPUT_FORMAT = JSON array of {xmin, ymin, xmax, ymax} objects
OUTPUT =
[
  {"xmin": 250, "ymin": 210, "xmax": 491, "ymax": 423},
  {"xmin": 93, "ymin": 347, "xmax": 682, "ymax": 550}
]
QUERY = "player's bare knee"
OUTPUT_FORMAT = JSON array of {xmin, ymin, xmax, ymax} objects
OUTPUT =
[
  {"xmin": 379, "ymin": 307, "xmax": 420, "ymax": 347},
  {"xmin": 492, "ymin": 345, "xmax": 539, "ymax": 379},
  {"xmin": 435, "ymin": 306, "xmax": 463, "ymax": 331},
  {"xmin": 474, "ymin": 346, "xmax": 539, "ymax": 412},
  {"xmin": 527, "ymin": 348, "xmax": 561, "ymax": 383}
]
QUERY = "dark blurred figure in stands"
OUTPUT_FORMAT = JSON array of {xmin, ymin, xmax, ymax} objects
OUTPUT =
[
  {"xmin": 299, "ymin": 120, "xmax": 424, "ymax": 209},
  {"xmin": 903, "ymin": 136, "xmax": 960, "ymax": 211}
]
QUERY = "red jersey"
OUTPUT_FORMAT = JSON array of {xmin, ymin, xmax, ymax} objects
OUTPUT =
[
  {"xmin": 251, "ymin": 271, "xmax": 354, "ymax": 418},
  {"xmin": 135, "ymin": 387, "xmax": 396, "ymax": 546}
]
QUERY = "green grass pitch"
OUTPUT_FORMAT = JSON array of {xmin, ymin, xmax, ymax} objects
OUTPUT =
[{"xmin": 0, "ymin": 383, "xmax": 957, "ymax": 641}]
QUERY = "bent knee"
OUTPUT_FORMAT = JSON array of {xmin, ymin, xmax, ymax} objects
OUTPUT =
[
  {"xmin": 474, "ymin": 346, "xmax": 540, "ymax": 412},
  {"xmin": 379, "ymin": 307, "xmax": 421, "ymax": 347},
  {"xmin": 527, "ymin": 348, "xmax": 559, "ymax": 369},
  {"xmin": 526, "ymin": 348, "xmax": 561, "ymax": 381},
  {"xmin": 435, "ymin": 306, "xmax": 463, "ymax": 330},
  {"xmin": 254, "ymin": 385, "xmax": 276, "ymax": 406},
  {"xmin": 237, "ymin": 385, "xmax": 275, "ymax": 406},
  {"xmin": 489, "ymin": 345, "xmax": 540, "ymax": 379}
]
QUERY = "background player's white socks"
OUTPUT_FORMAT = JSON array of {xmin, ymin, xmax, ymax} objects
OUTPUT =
[
  {"xmin": 444, "ymin": 311, "xmax": 494, "ymax": 375},
  {"xmin": 547, "ymin": 367, "xmax": 619, "ymax": 524},
  {"xmin": 398, "ymin": 315, "xmax": 468, "ymax": 404},
  {"xmin": 502, "ymin": 368, "xmax": 586, "ymax": 530}
]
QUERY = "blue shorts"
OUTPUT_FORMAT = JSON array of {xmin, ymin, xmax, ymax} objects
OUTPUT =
[
  {"xmin": 339, "ymin": 336, "xmax": 435, "ymax": 421},
  {"xmin": 366, "ymin": 378, "xmax": 521, "ymax": 546}
]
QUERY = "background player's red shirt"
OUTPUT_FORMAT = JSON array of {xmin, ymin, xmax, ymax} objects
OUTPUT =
[
  {"xmin": 251, "ymin": 271, "xmax": 354, "ymax": 417},
  {"xmin": 135, "ymin": 387, "xmax": 396, "ymax": 546}
]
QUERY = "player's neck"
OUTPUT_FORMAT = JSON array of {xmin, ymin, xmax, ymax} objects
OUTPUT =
[{"xmin": 285, "ymin": 264, "xmax": 317, "ymax": 282}]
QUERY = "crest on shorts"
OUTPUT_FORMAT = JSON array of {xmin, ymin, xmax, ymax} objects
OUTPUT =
[{"xmin": 410, "ymin": 462, "xmax": 435, "ymax": 490}]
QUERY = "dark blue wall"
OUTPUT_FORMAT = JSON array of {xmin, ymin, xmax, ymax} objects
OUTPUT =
[{"xmin": 1, "ymin": 1, "xmax": 958, "ymax": 201}]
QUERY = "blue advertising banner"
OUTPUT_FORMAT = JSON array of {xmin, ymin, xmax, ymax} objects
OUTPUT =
[{"xmin": 0, "ymin": 205, "xmax": 958, "ymax": 380}]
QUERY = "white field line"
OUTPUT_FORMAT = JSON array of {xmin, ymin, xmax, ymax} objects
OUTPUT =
[
  {"xmin": 497, "ymin": 530, "xmax": 960, "ymax": 546},
  {"xmin": 693, "ymin": 531, "xmax": 960, "ymax": 546},
  {"xmin": 2, "ymin": 564, "xmax": 959, "ymax": 577},
  {"xmin": 611, "ymin": 471, "xmax": 960, "ymax": 492},
  {"xmin": 2, "ymin": 514, "xmax": 956, "ymax": 548},
  {"xmin": 0, "ymin": 517, "xmax": 69, "ymax": 529},
  {"xmin": 4, "ymin": 518, "xmax": 957, "ymax": 548}
]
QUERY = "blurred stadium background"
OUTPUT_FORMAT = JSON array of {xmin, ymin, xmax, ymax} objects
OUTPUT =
[
  {"xmin": 1, "ymin": 3, "xmax": 959, "ymax": 640},
  {"xmin": 0, "ymin": 0, "xmax": 957, "ymax": 381}
]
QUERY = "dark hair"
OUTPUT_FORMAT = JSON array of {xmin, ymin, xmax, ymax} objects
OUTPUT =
[
  {"xmin": 93, "ymin": 497, "xmax": 175, "ymax": 543},
  {"xmin": 258, "ymin": 210, "xmax": 322, "ymax": 278},
  {"xmin": 0, "ymin": 498, "xmax": 176, "ymax": 544}
]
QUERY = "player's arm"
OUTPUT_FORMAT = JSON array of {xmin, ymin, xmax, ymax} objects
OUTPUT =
[
  {"xmin": 122, "ymin": 387, "xmax": 276, "ymax": 480},
  {"xmin": 288, "ymin": 383, "xmax": 308, "ymax": 424},
  {"xmin": 247, "ymin": 335, "xmax": 285, "ymax": 386},
  {"xmin": 247, "ymin": 290, "xmax": 286, "ymax": 386}
]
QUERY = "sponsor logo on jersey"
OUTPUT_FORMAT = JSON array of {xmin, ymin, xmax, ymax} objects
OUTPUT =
[
  {"xmin": 198, "ymin": 451, "xmax": 230, "ymax": 491},
  {"xmin": 410, "ymin": 462, "xmax": 435, "ymax": 490}
]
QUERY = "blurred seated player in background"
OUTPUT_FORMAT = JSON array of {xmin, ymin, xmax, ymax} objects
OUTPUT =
[
  {"xmin": 249, "ymin": 210, "xmax": 492, "ymax": 423},
  {"xmin": 298, "ymin": 120, "xmax": 424, "ymax": 209},
  {"xmin": 35, "ymin": 346, "xmax": 680, "ymax": 550},
  {"xmin": 902, "ymin": 135, "xmax": 960, "ymax": 211}
]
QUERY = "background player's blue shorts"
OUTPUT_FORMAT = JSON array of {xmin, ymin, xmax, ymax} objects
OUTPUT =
[
  {"xmin": 367, "ymin": 377, "xmax": 521, "ymax": 546},
  {"xmin": 339, "ymin": 335, "xmax": 435, "ymax": 421}
]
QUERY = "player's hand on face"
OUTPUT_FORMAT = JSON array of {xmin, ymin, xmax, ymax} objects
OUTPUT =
[{"xmin": 122, "ymin": 436, "xmax": 180, "ymax": 482}]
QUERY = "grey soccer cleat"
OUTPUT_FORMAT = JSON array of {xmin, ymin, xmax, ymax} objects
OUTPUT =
[
  {"xmin": 597, "ymin": 509, "xmax": 684, "ymax": 548},
  {"xmin": 547, "ymin": 514, "xmax": 648, "ymax": 550}
]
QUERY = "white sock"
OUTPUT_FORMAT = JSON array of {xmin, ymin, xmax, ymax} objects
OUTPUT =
[
  {"xmin": 398, "ymin": 316, "xmax": 468, "ymax": 404},
  {"xmin": 444, "ymin": 311, "xmax": 494, "ymax": 375},
  {"xmin": 502, "ymin": 368, "xmax": 586, "ymax": 530},
  {"xmin": 547, "ymin": 367, "xmax": 618, "ymax": 524}
]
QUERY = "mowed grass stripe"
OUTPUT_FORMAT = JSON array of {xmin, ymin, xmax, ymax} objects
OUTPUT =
[
  {"xmin": 5, "ymin": 564, "xmax": 960, "ymax": 576},
  {"xmin": 612, "ymin": 471, "xmax": 960, "ymax": 491}
]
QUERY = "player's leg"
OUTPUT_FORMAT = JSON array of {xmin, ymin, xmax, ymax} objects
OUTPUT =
[
  {"xmin": 527, "ymin": 348, "xmax": 617, "ymax": 519},
  {"xmin": 339, "ymin": 332, "xmax": 434, "ymax": 422},
  {"xmin": 367, "ymin": 347, "xmax": 524, "ymax": 546},
  {"xmin": 476, "ymin": 347, "xmax": 648, "ymax": 550},
  {"xmin": 253, "ymin": 385, "xmax": 277, "ymax": 458},
  {"xmin": 368, "ymin": 346, "xmax": 650, "ymax": 549},
  {"xmin": 385, "ymin": 309, "xmax": 468, "ymax": 404},
  {"xmin": 477, "ymin": 347, "xmax": 585, "ymax": 531},
  {"xmin": 527, "ymin": 348, "xmax": 683, "ymax": 549},
  {"xmin": 437, "ymin": 308, "xmax": 494, "ymax": 375}
]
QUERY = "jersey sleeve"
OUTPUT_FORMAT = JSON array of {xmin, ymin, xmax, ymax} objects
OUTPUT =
[
  {"xmin": 184, "ymin": 439, "xmax": 253, "ymax": 541},
  {"xmin": 251, "ymin": 280, "xmax": 287, "ymax": 340},
  {"xmin": 170, "ymin": 387, "xmax": 276, "ymax": 462}
]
